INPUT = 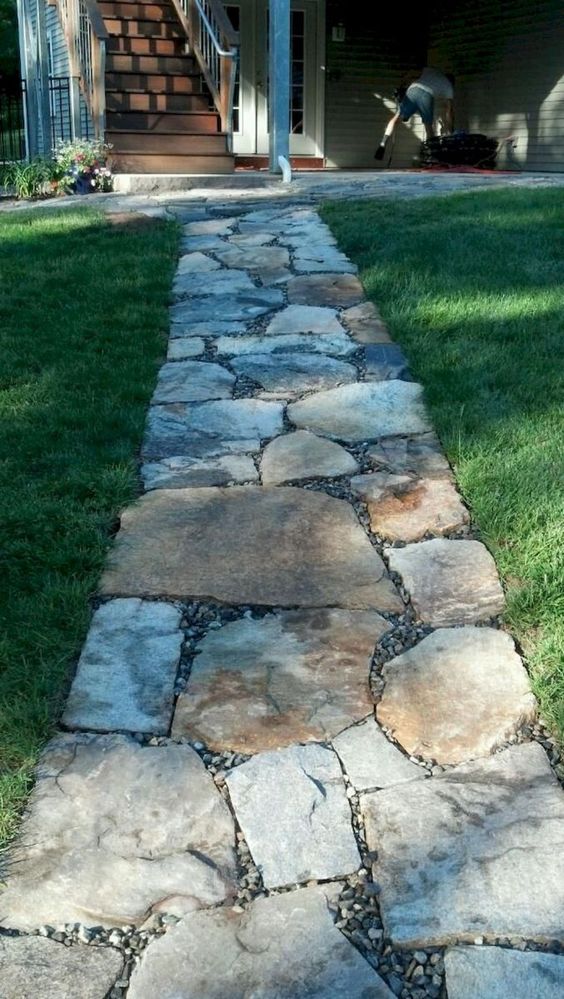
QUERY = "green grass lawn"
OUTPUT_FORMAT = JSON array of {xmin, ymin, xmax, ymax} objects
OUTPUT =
[
  {"xmin": 0, "ymin": 207, "xmax": 178, "ymax": 846},
  {"xmin": 323, "ymin": 187, "xmax": 564, "ymax": 739}
]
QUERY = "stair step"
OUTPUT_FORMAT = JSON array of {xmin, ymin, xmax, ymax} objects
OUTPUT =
[
  {"xmin": 107, "ymin": 110, "xmax": 219, "ymax": 132},
  {"xmin": 105, "ymin": 70, "xmax": 202, "ymax": 92},
  {"xmin": 107, "ymin": 35, "xmax": 185, "ymax": 55},
  {"xmin": 104, "ymin": 17, "xmax": 183, "ymax": 37},
  {"xmin": 106, "ymin": 53, "xmax": 196, "ymax": 73},
  {"xmin": 111, "ymin": 152, "xmax": 234, "ymax": 174},
  {"xmin": 100, "ymin": 1, "xmax": 175, "ymax": 18},
  {"xmin": 106, "ymin": 129, "xmax": 228, "ymax": 154},
  {"xmin": 106, "ymin": 89, "xmax": 210, "ymax": 112}
]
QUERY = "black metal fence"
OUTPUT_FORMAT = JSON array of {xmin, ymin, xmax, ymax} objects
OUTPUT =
[
  {"xmin": 0, "ymin": 81, "xmax": 26, "ymax": 163},
  {"xmin": 0, "ymin": 78, "xmax": 92, "ymax": 163}
]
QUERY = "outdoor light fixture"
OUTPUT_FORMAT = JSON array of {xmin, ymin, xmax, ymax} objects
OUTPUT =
[{"xmin": 332, "ymin": 22, "xmax": 346, "ymax": 42}]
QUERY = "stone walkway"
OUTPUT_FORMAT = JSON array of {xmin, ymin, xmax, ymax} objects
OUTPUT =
[{"xmin": 1, "ymin": 195, "xmax": 564, "ymax": 998}]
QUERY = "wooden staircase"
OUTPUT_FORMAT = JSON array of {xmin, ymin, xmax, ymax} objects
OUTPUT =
[{"xmin": 100, "ymin": 0, "xmax": 234, "ymax": 173}]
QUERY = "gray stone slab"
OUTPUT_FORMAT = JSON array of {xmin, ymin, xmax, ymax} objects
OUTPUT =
[
  {"xmin": 173, "ymin": 269, "xmax": 256, "ymax": 300},
  {"xmin": 176, "ymin": 251, "xmax": 220, "ymax": 274},
  {"xmin": 172, "ymin": 609, "xmax": 390, "ymax": 751},
  {"xmin": 142, "ymin": 454, "xmax": 258, "ymax": 490},
  {"xmin": 230, "ymin": 352, "xmax": 357, "ymax": 398},
  {"xmin": 362, "ymin": 743, "xmax": 564, "ymax": 947},
  {"xmin": 213, "ymin": 245, "xmax": 290, "ymax": 271},
  {"xmin": 342, "ymin": 302, "xmax": 393, "ymax": 344},
  {"xmin": 377, "ymin": 628, "xmax": 536, "ymax": 764},
  {"xmin": 444, "ymin": 946, "xmax": 564, "ymax": 999},
  {"xmin": 152, "ymin": 361, "xmax": 234, "ymax": 404},
  {"xmin": 265, "ymin": 305, "xmax": 345, "ymax": 336},
  {"xmin": 215, "ymin": 331, "xmax": 356, "ymax": 357},
  {"xmin": 184, "ymin": 217, "xmax": 237, "ymax": 235},
  {"xmin": 101, "ymin": 486, "xmax": 403, "ymax": 611},
  {"xmin": 351, "ymin": 471, "xmax": 415, "ymax": 504},
  {"xmin": 367, "ymin": 433, "xmax": 451, "ymax": 478},
  {"xmin": 143, "ymin": 399, "xmax": 284, "ymax": 460},
  {"xmin": 261, "ymin": 430, "xmax": 359, "ymax": 484},
  {"xmin": 62, "ymin": 599, "xmax": 182, "ymax": 735},
  {"xmin": 226, "ymin": 744, "xmax": 361, "ymax": 887},
  {"xmin": 228, "ymin": 231, "xmax": 274, "ymax": 246},
  {"xmin": 287, "ymin": 273, "xmax": 365, "ymax": 308},
  {"xmin": 170, "ymin": 320, "xmax": 245, "ymax": 339},
  {"xmin": 167, "ymin": 338, "xmax": 205, "ymax": 359},
  {"xmin": 170, "ymin": 289, "xmax": 283, "ymax": 324},
  {"xmin": 180, "ymin": 235, "xmax": 227, "ymax": 253},
  {"xmin": 0, "ymin": 936, "xmax": 123, "ymax": 999},
  {"xmin": 364, "ymin": 344, "xmax": 411, "ymax": 380},
  {"xmin": 0, "ymin": 734, "xmax": 237, "ymax": 930},
  {"xmin": 333, "ymin": 717, "xmax": 423, "ymax": 791},
  {"xmin": 386, "ymin": 539, "xmax": 505, "ymax": 625},
  {"xmin": 288, "ymin": 382, "xmax": 432, "ymax": 441},
  {"xmin": 293, "ymin": 244, "xmax": 357, "ymax": 273},
  {"xmin": 128, "ymin": 885, "xmax": 395, "ymax": 999}
]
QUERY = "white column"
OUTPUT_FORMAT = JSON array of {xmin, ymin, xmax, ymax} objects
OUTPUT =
[{"xmin": 268, "ymin": 0, "xmax": 290, "ymax": 173}]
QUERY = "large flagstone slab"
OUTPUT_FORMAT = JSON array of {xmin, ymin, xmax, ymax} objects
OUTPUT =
[
  {"xmin": 333, "ymin": 717, "xmax": 422, "ymax": 792},
  {"xmin": 170, "ymin": 289, "xmax": 283, "ymax": 324},
  {"xmin": 0, "ymin": 734, "xmax": 237, "ymax": 931},
  {"xmin": 293, "ymin": 243, "xmax": 357, "ymax": 273},
  {"xmin": 444, "ymin": 946, "xmax": 564, "ymax": 999},
  {"xmin": 362, "ymin": 476, "xmax": 469, "ymax": 542},
  {"xmin": 142, "ymin": 454, "xmax": 258, "ymax": 490},
  {"xmin": 176, "ymin": 251, "xmax": 220, "ymax": 274},
  {"xmin": 362, "ymin": 743, "xmax": 564, "ymax": 947},
  {"xmin": 0, "ymin": 936, "xmax": 123, "ymax": 999},
  {"xmin": 266, "ymin": 304, "xmax": 345, "ymax": 336},
  {"xmin": 101, "ymin": 486, "xmax": 403, "ymax": 611},
  {"xmin": 386, "ymin": 538, "xmax": 505, "ymax": 625},
  {"xmin": 261, "ymin": 430, "xmax": 359, "ymax": 484},
  {"xmin": 287, "ymin": 273, "xmax": 365, "ymax": 308},
  {"xmin": 184, "ymin": 217, "xmax": 237, "ymax": 235},
  {"xmin": 62, "ymin": 598, "xmax": 183, "ymax": 734},
  {"xmin": 215, "ymin": 331, "xmax": 356, "ymax": 357},
  {"xmin": 170, "ymin": 320, "xmax": 245, "ymax": 339},
  {"xmin": 226, "ymin": 744, "xmax": 361, "ymax": 887},
  {"xmin": 377, "ymin": 628, "xmax": 536, "ymax": 764},
  {"xmin": 230, "ymin": 352, "xmax": 357, "ymax": 398},
  {"xmin": 172, "ymin": 609, "xmax": 390, "ymax": 751},
  {"xmin": 367, "ymin": 433, "xmax": 451, "ymax": 478},
  {"xmin": 342, "ymin": 302, "xmax": 393, "ymax": 344},
  {"xmin": 142, "ymin": 399, "xmax": 284, "ymax": 460},
  {"xmin": 152, "ymin": 361, "xmax": 234, "ymax": 404},
  {"xmin": 213, "ymin": 244, "xmax": 290, "ymax": 271},
  {"xmin": 173, "ymin": 269, "xmax": 255, "ymax": 300},
  {"xmin": 167, "ymin": 337, "xmax": 205, "ymax": 359},
  {"xmin": 288, "ymin": 381, "xmax": 431, "ymax": 441},
  {"xmin": 128, "ymin": 886, "xmax": 395, "ymax": 999}
]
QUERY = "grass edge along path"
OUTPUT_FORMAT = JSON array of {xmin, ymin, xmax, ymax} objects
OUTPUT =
[
  {"xmin": 0, "ymin": 208, "xmax": 178, "ymax": 848},
  {"xmin": 322, "ymin": 187, "xmax": 564, "ymax": 741}
]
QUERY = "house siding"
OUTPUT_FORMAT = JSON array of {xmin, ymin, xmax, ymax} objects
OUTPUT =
[{"xmin": 428, "ymin": 0, "xmax": 564, "ymax": 171}]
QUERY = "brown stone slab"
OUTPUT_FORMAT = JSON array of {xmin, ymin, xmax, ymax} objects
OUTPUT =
[{"xmin": 287, "ymin": 273, "xmax": 365, "ymax": 309}]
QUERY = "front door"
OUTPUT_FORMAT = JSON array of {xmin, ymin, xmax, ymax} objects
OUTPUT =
[{"xmin": 224, "ymin": 0, "xmax": 323, "ymax": 158}]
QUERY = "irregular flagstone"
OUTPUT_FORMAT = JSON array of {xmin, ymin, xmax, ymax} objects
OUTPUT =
[
  {"xmin": 180, "ymin": 235, "xmax": 227, "ymax": 253},
  {"xmin": 368, "ymin": 433, "xmax": 452, "ymax": 478},
  {"xmin": 215, "ymin": 331, "xmax": 356, "ymax": 357},
  {"xmin": 173, "ymin": 269, "xmax": 255, "ymax": 300},
  {"xmin": 212, "ymin": 244, "xmax": 290, "ymax": 271},
  {"xmin": 183, "ymin": 217, "xmax": 237, "ymax": 235},
  {"xmin": 172, "ymin": 609, "xmax": 390, "ymax": 751},
  {"xmin": 444, "ymin": 946, "xmax": 564, "ymax": 999},
  {"xmin": 261, "ymin": 430, "xmax": 359, "ymax": 484},
  {"xmin": 128, "ymin": 885, "xmax": 395, "ymax": 999},
  {"xmin": 333, "ymin": 717, "xmax": 423, "ymax": 792},
  {"xmin": 342, "ymin": 302, "xmax": 393, "ymax": 344},
  {"xmin": 142, "ymin": 399, "xmax": 284, "ymax": 460},
  {"xmin": 170, "ymin": 320, "xmax": 245, "ymax": 339},
  {"xmin": 266, "ymin": 304, "xmax": 345, "ymax": 336},
  {"xmin": 364, "ymin": 476, "xmax": 469, "ymax": 542},
  {"xmin": 170, "ymin": 288, "xmax": 283, "ymax": 324},
  {"xmin": 228, "ymin": 231, "xmax": 274, "ymax": 246},
  {"xmin": 167, "ymin": 337, "xmax": 205, "ymax": 359},
  {"xmin": 364, "ymin": 343, "xmax": 411, "ymax": 380},
  {"xmin": 361, "ymin": 743, "xmax": 564, "ymax": 947},
  {"xmin": 0, "ymin": 734, "xmax": 237, "ymax": 931},
  {"xmin": 293, "ymin": 244, "xmax": 357, "ymax": 273},
  {"xmin": 288, "ymin": 381, "xmax": 432, "ymax": 441},
  {"xmin": 62, "ymin": 599, "xmax": 183, "ymax": 735},
  {"xmin": 101, "ymin": 486, "xmax": 403, "ymax": 612},
  {"xmin": 377, "ymin": 628, "xmax": 536, "ymax": 764},
  {"xmin": 230, "ymin": 352, "xmax": 357, "ymax": 398},
  {"xmin": 287, "ymin": 273, "xmax": 365, "ymax": 308},
  {"xmin": 226, "ymin": 744, "xmax": 361, "ymax": 887},
  {"xmin": 176, "ymin": 251, "xmax": 220, "ymax": 274},
  {"xmin": 351, "ymin": 470, "xmax": 415, "ymax": 504},
  {"xmin": 152, "ymin": 361, "xmax": 234, "ymax": 404},
  {"xmin": 257, "ymin": 265, "xmax": 292, "ymax": 285},
  {"xmin": 386, "ymin": 538, "xmax": 505, "ymax": 625},
  {"xmin": 0, "ymin": 936, "xmax": 123, "ymax": 999},
  {"xmin": 142, "ymin": 454, "xmax": 258, "ymax": 490}
]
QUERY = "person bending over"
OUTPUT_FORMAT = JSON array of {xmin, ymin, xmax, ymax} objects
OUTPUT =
[{"xmin": 375, "ymin": 67, "xmax": 454, "ymax": 160}]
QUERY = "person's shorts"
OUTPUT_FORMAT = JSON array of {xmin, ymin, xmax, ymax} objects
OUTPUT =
[{"xmin": 399, "ymin": 83, "xmax": 434, "ymax": 125}]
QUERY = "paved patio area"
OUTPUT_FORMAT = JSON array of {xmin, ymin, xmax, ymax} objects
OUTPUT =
[{"xmin": 1, "ymin": 182, "xmax": 564, "ymax": 998}]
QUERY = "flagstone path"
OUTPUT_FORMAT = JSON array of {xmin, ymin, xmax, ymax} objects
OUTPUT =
[{"xmin": 1, "ymin": 201, "xmax": 564, "ymax": 999}]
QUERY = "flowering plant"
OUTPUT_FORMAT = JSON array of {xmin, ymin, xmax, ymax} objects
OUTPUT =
[{"xmin": 52, "ymin": 138, "xmax": 113, "ymax": 194}]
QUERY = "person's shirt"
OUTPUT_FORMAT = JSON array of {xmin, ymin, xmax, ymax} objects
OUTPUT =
[{"xmin": 415, "ymin": 67, "xmax": 454, "ymax": 100}]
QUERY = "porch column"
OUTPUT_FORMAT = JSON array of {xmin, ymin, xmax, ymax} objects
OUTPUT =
[{"xmin": 268, "ymin": 0, "xmax": 290, "ymax": 173}]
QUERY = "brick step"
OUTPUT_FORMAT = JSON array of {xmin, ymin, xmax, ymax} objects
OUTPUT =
[
  {"xmin": 111, "ymin": 151, "xmax": 234, "ymax": 174},
  {"xmin": 106, "ymin": 110, "xmax": 219, "ymax": 132},
  {"xmin": 103, "ymin": 17, "xmax": 183, "ymax": 37},
  {"xmin": 106, "ymin": 53, "xmax": 196, "ymax": 73},
  {"xmin": 105, "ymin": 70, "xmax": 202, "ymax": 92},
  {"xmin": 107, "ymin": 35, "xmax": 185, "ymax": 55},
  {"xmin": 100, "ymin": 1, "xmax": 175, "ymax": 19},
  {"xmin": 106, "ymin": 89, "xmax": 210, "ymax": 112},
  {"xmin": 106, "ymin": 129, "xmax": 228, "ymax": 154}
]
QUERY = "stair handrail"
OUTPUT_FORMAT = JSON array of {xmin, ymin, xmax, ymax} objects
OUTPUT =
[
  {"xmin": 172, "ymin": 0, "xmax": 239, "ymax": 144},
  {"xmin": 54, "ymin": 0, "xmax": 108, "ymax": 139}
]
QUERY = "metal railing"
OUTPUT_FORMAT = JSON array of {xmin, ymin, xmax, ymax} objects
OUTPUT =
[
  {"xmin": 0, "ymin": 82, "xmax": 27, "ymax": 163},
  {"xmin": 55, "ymin": 0, "xmax": 108, "ymax": 137}
]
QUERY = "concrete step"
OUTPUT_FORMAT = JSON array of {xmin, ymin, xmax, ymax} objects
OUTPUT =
[{"xmin": 111, "ymin": 171, "xmax": 278, "ymax": 193}]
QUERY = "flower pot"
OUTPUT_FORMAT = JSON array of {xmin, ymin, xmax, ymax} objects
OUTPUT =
[{"xmin": 75, "ymin": 174, "xmax": 93, "ymax": 195}]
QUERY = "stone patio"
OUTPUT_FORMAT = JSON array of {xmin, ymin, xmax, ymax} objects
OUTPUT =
[{"xmin": 1, "ymin": 189, "xmax": 563, "ymax": 998}]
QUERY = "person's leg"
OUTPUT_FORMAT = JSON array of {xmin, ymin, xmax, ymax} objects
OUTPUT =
[{"xmin": 375, "ymin": 112, "xmax": 401, "ymax": 159}]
